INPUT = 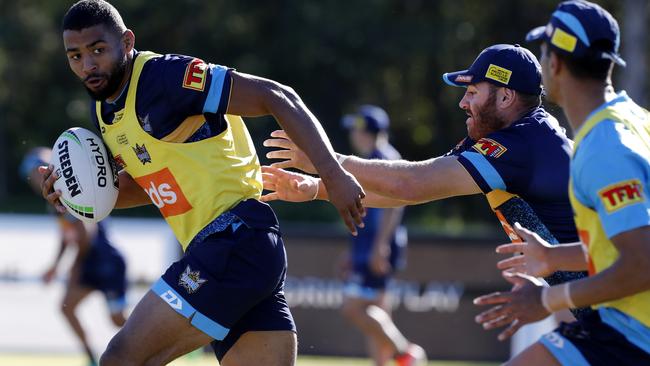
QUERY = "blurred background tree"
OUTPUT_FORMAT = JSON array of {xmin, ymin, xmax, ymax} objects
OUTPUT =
[{"xmin": 0, "ymin": 0, "xmax": 647, "ymax": 234}]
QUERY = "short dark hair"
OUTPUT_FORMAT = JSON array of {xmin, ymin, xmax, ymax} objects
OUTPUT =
[
  {"xmin": 487, "ymin": 84, "xmax": 541, "ymax": 112},
  {"xmin": 546, "ymin": 40, "xmax": 614, "ymax": 81},
  {"xmin": 517, "ymin": 91, "xmax": 542, "ymax": 111},
  {"xmin": 62, "ymin": 0, "xmax": 126, "ymax": 34}
]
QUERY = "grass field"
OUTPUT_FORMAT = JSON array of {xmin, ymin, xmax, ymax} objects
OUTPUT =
[{"xmin": 0, "ymin": 353, "xmax": 500, "ymax": 366}]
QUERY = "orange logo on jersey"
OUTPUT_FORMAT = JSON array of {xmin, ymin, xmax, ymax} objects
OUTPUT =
[
  {"xmin": 135, "ymin": 168, "xmax": 192, "ymax": 217},
  {"xmin": 472, "ymin": 138, "xmax": 507, "ymax": 158},
  {"xmin": 183, "ymin": 58, "xmax": 207, "ymax": 91},
  {"xmin": 598, "ymin": 179, "xmax": 644, "ymax": 213}
]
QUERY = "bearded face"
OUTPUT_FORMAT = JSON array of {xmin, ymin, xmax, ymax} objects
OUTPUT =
[
  {"xmin": 461, "ymin": 83, "xmax": 510, "ymax": 141},
  {"xmin": 82, "ymin": 54, "xmax": 128, "ymax": 100},
  {"xmin": 64, "ymin": 24, "xmax": 130, "ymax": 101}
]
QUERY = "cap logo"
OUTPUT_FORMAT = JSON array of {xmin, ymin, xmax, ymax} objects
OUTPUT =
[
  {"xmin": 485, "ymin": 64, "xmax": 512, "ymax": 85},
  {"xmin": 551, "ymin": 27, "xmax": 577, "ymax": 53},
  {"xmin": 455, "ymin": 75, "xmax": 473, "ymax": 83},
  {"xmin": 352, "ymin": 116, "xmax": 367, "ymax": 130}
]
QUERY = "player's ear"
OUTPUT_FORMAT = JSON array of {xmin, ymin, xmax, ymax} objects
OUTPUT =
[
  {"xmin": 121, "ymin": 29, "xmax": 135, "ymax": 53},
  {"xmin": 498, "ymin": 87, "xmax": 516, "ymax": 109},
  {"xmin": 549, "ymin": 50, "xmax": 561, "ymax": 77}
]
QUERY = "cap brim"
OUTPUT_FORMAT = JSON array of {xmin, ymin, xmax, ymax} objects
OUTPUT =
[
  {"xmin": 602, "ymin": 52, "xmax": 627, "ymax": 67},
  {"xmin": 442, "ymin": 70, "xmax": 474, "ymax": 87},
  {"xmin": 525, "ymin": 25, "xmax": 547, "ymax": 43}
]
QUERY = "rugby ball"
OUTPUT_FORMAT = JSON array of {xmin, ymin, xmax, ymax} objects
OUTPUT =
[{"xmin": 51, "ymin": 127, "xmax": 119, "ymax": 223}]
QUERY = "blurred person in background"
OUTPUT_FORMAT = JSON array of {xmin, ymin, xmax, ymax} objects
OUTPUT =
[
  {"xmin": 337, "ymin": 105, "xmax": 421, "ymax": 366},
  {"xmin": 474, "ymin": 1, "xmax": 650, "ymax": 365},
  {"xmin": 20, "ymin": 147, "xmax": 127, "ymax": 366}
]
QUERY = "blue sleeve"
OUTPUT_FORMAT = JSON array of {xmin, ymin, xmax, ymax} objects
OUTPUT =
[
  {"xmin": 456, "ymin": 131, "xmax": 528, "ymax": 194},
  {"xmin": 574, "ymin": 148, "xmax": 650, "ymax": 238},
  {"xmin": 157, "ymin": 54, "xmax": 231, "ymax": 117}
]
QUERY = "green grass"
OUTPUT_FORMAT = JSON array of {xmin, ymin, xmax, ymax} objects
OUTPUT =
[{"xmin": 0, "ymin": 353, "xmax": 500, "ymax": 366}]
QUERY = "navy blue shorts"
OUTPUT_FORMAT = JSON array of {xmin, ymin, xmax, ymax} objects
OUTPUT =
[
  {"xmin": 343, "ymin": 263, "xmax": 393, "ymax": 300},
  {"xmin": 540, "ymin": 307, "xmax": 650, "ymax": 365},
  {"xmin": 152, "ymin": 218, "xmax": 295, "ymax": 361},
  {"xmin": 80, "ymin": 245, "xmax": 127, "ymax": 313}
]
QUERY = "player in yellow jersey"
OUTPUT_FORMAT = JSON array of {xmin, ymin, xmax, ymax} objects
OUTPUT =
[
  {"xmin": 474, "ymin": 1, "xmax": 650, "ymax": 365},
  {"xmin": 40, "ymin": 1, "xmax": 365, "ymax": 365}
]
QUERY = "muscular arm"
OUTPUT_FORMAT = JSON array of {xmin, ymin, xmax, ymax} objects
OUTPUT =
[
  {"xmin": 546, "ymin": 243, "xmax": 589, "ymax": 272},
  {"xmin": 114, "ymin": 171, "xmax": 151, "ymax": 209},
  {"xmin": 227, "ymin": 71, "xmax": 365, "ymax": 234},
  {"xmin": 227, "ymin": 71, "xmax": 340, "ymax": 178},
  {"xmin": 339, "ymin": 155, "xmax": 481, "ymax": 202},
  {"xmin": 568, "ymin": 226, "xmax": 650, "ymax": 308},
  {"xmin": 310, "ymin": 179, "xmax": 418, "ymax": 207}
]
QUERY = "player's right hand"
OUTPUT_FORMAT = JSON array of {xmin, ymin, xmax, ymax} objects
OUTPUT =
[
  {"xmin": 264, "ymin": 130, "xmax": 317, "ymax": 174},
  {"xmin": 261, "ymin": 166, "xmax": 321, "ymax": 202},
  {"xmin": 39, "ymin": 165, "xmax": 66, "ymax": 214},
  {"xmin": 495, "ymin": 222, "xmax": 554, "ymax": 277}
]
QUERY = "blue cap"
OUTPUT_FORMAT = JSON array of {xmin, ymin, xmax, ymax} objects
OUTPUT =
[
  {"xmin": 526, "ymin": 0, "xmax": 625, "ymax": 66},
  {"xmin": 442, "ymin": 44, "xmax": 542, "ymax": 95},
  {"xmin": 342, "ymin": 104, "xmax": 390, "ymax": 133}
]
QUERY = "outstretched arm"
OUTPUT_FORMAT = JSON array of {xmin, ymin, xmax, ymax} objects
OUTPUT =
[
  {"xmin": 495, "ymin": 223, "xmax": 588, "ymax": 277},
  {"xmin": 261, "ymin": 166, "xmax": 415, "ymax": 208},
  {"xmin": 227, "ymin": 72, "xmax": 366, "ymax": 235},
  {"xmin": 474, "ymin": 225, "xmax": 650, "ymax": 341},
  {"xmin": 264, "ymin": 130, "xmax": 481, "ymax": 202}
]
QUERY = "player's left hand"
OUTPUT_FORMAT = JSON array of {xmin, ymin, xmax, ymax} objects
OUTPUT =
[
  {"xmin": 264, "ymin": 130, "xmax": 317, "ymax": 174},
  {"xmin": 495, "ymin": 222, "xmax": 555, "ymax": 277},
  {"xmin": 473, "ymin": 271, "xmax": 550, "ymax": 341},
  {"xmin": 320, "ymin": 168, "xmax": 366, "ymax": 236}
]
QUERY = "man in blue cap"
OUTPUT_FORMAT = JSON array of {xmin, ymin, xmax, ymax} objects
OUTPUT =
[
  {"xmin": 261, "ymin": 43, "xmax": 582, "ymax": 361},
  {"xmin": 338, "ymin": 105, "xmax": 415, "ymax": 366},
  {"xmin": 475, "ymin": 1, "xmax": 650, "ymax": 365}
]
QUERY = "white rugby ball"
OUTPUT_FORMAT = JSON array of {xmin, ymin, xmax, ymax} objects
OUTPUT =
[{"xmin": 51, "ymin": 127, "xmax": 119, "ymax": 223}]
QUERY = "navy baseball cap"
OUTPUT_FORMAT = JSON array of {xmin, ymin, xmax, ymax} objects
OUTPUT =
[
  {"xmin": 526, "ymin": 0, "xmax": 625, "ymax": 66},
  {"xmin": 442, "ymin": 44, "xmax": 542, "ymax": 95},
  {"xmin": 342, "ymin": 104, "xmax": 390, "ymax": 133}
]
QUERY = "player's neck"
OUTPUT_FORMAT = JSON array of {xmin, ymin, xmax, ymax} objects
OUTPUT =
[{"xmin": 561, "ymin": 79, "xmax": 616, "ymax": 133}]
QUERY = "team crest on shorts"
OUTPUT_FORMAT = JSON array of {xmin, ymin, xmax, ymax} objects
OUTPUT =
[
  {"xmin": 179, "ymin": 265, "xmax": 207, "ymax": 294},
  {"xmin": 132, "ymin": 143, "xmax": 152, "ymax": 165}
]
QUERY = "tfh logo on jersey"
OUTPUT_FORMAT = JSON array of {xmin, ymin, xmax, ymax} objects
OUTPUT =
[
  {"xmin": 178, "ymin": 265, "xmax": 207, "ymax": 294},
  {"xmin": 472, "ymin": 138, "xmax": 507, "ymax": 158},
  {"xmin": 135, "ymin": 168, "xmax": 192, "ymax": 217},
  {"xmin": 183, "ymin": 58, "xmax": 207, "ymax": 91},
  {"xmin": 599, "ymin": 179, "xmax": 645, "ymax": 213}
]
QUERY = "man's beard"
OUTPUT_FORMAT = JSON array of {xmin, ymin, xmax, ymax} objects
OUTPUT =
[
  {"xmin": 83, "ymin": 56, "xmax": 128, "ymax": 101},
  {"xmin": 468, "ymin": 89, "xmax": 509, "ymax": 140}
]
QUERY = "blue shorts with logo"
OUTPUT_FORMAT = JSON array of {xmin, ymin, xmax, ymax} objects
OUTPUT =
[
  {"xmin": 151, "ymin": 200, "xmax": 295, "ymax": 361},
  {"xmin": 79, "ymin": 241, "xmax": 127, "ymax": 313},
  {"xmin": 540, "ymin": 307, "xmax": 650, "ymax": 365}
]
